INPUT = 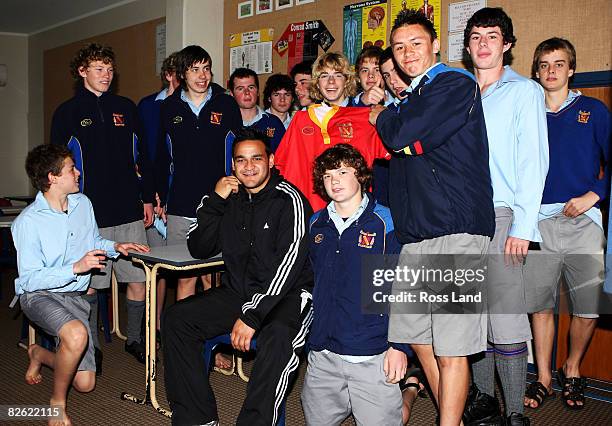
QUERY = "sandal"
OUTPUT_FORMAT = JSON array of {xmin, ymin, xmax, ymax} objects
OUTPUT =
[
  {"xmin": 557, "ymin": 367, "xmax": 586, "ymax": 410},
  {"xmin": 400, "ymin": 367, "xmax": 428, "ymax": 398},
  {"xmin": 524, "ymin": 381, "xmax": 554, "ymax": 409}
]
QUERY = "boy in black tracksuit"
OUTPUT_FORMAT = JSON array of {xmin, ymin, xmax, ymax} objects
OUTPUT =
[{"xmin": 162, "ymin": 128, "xmax": 313, "ymax": 426}]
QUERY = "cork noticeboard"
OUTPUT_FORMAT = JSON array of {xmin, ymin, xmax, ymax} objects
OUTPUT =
[
  {"xmin": 43, "ymin": 17, "xmax": 165, "ymax": 143},
  {"xmin": 223, "ymin": 0, "xmax": 611, "ymax": 92}
]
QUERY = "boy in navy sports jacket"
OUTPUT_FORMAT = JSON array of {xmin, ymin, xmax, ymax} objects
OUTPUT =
[{"xmin": 302, "ymin": 144, "xmax": 421, "ymax": 425}]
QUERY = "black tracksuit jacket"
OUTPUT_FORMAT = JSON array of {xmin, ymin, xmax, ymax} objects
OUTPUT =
[{"xmin": 186, "ymin": 169, "xmax": 314, "ymax": 330}]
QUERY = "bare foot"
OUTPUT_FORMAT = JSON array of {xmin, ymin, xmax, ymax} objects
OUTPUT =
[
  {"xmin": 214, "ymin": 353, "xmax": 233, "ymax": 370},
  {"xmin": 49, "ymin": 400, "xmax": 70, "ymax": 426},
  {"xmin": 25, "ymin": 344, "xmax": 43, "ymax": 385}
]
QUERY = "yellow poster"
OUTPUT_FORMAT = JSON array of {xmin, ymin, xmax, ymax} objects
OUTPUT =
[
  {"xmin": 360, "ymin": 2, "xmax": 387, "ymax": 50},
  {"xmin": 229, "ymin": 28, "xmax": 274, "ymax": 48},
  {"xmin": 390, "ymin": 0, "xmax": 440, "ymax": 39}
]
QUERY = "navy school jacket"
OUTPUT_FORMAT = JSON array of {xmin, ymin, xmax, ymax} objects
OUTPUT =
[
  {"xmin": 50, "ymin": 86, "xmax": 154, "ymax": 228},
  {"xmin": 308, "ymin": 193, "xmax": 411, "ymax": 356},
  {"xmin": 375, "ymin": 64, "xmax": 495, "ymax": 244},
  {"xmin": 155, "ymin": 83, "xmax": 242, "ymax": 218}
]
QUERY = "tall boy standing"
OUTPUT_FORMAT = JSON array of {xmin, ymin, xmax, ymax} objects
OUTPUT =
[
  {"xmin": 524, "ymin": 37, "xmax": 610, "ymax": 411},
  {"xmin": 155, "ymin": 45, "xmax": 242, "ymax": 300},
  {"xmin": 463, "ymin": 8, "xmax": 549, "ymax": 426},
  {"xmin": 51, "ymin": 43, "xmax": 154, "ymax": 365},
  {"xmin": 369, "ymin": 10, "xmax": 495, "ymax": 425},
  {"xmin": 13, "ymin": 144, "xmax": 148, "ymax": 426}
]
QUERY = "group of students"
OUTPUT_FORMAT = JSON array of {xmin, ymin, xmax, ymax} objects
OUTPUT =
[{"xmin": 10, "ymin": 5, "xmax": 610, "ymax": 426}]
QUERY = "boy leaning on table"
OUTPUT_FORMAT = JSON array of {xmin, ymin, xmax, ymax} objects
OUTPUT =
[{"xmin": 11, "ymin": 144, "xmax": 148, "ymax": 426}]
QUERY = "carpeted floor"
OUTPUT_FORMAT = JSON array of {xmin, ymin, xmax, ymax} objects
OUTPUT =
[{"xmin": 0, "ymin": 269, "xmax": 610, "ymax": 425}]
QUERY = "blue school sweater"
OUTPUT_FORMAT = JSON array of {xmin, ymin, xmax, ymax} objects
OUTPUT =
[{"xmin": 541, "ymin": 95, "xmax": 610, "ymax": 205}]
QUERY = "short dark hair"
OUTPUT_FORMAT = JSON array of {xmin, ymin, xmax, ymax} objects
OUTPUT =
[
  {"xmin": 290, "ymin": 60, "xmax": 314, "ymax": 79},
  {"xmin": 391, "ymin": 9, "xmax": 436, "ymax": 43},
  {"xmin": 463, "ymin": 7, "xmax": 517, "ymax": 64},
  {"xmin": 532, "ymin": 37, "xmax": 577, "ymax": 78},
  {"xmin": 160, "ymin": 51, "xmax": 179, "ymax": 87},
  {"xmin": 26, "ymin": 144, "xmax": 73, "ymax": 192},
  {"xmin": 229, "ymin": 68, "xmax": 259, "ymax": 92},
  {"xmin": 70, "ymin": 43, "xmax": 115, "ymax": 80},
  {"xmin": 355, "ymin": 46, "xmax": 384, "ymax": 69},
  {"xmin": 379, "ymin": 47, "xmax": 411, "ymax": 89},
  {"xmin": 380, "ymin": 47, "xmax": 395, "ymax": 65},
  {"xmin": 232, "ymin": 127, "xmax": 271, "ymax": 157},
  {"xmin": 175, "ymin": 45, "xmax": 212, "ymax": 89},
  {"xmin": 263, "ymin": 74, "xmax": 295, "ymax": 109},
  {"xmin": 313, "ymin": 144, "xmax": 372, "ymax": 200}
]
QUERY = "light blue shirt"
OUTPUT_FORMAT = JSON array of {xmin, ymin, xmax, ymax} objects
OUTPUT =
[
  {"xmin": 265, "ymin": 108, "xmax": 292, "ymax": 129},
  {"xmin": 180, "ymin": 88, "xmax": 212, "ymax": 117},
  {"xmin": 243, "ymin": 105, "xmax": 265, "ymax": 126},
  {"xmin": 481, "ymin": 66, "xmax": 549, "ymax": 241},
  {"xmin": 407, "ymin": 62, "xmax": 441, "ymax": 93},
  {"xmin": 155, "ymin": 88, "xmax": 170, "ymax": 102},
  {"xmin": 539, "ymin": 90, "xmax": 602, "ymax": 229},
  {"xmin": 327, "ymin": 193, "xmax": 369, "ymax": 235},
  {"xmin": 11, "ymin": 192, "xmax": 118, "ymax": 296}
]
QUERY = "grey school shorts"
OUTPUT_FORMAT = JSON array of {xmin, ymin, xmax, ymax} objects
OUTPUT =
[
  {"xmin": 89, "ymin": 220, "xmax": 147, "ymax": 289},
  {"xmin": 525, "ymin": 214, "xmax": 605, "ymax": 319},
  {"xmin": 388, "ymin": 233, "xmax": 489, "ymax": 356},
  {"xmin": 485, "ymin": 208, "xmax": 532, "ymax": 344},
  {"xmin": 146, "ymin": 225, "xmax": 166, "ymax": 248},
  {"xmin": 166, "ymin": 215, "xmax": 196, "ymax": 245},
  {"xmin": 20, "ymin": 291, "xmax": 96, "ymax": 372},
  {"xmin": 301, "ymin": 350, "xmax": 402, "ymax": 426}
]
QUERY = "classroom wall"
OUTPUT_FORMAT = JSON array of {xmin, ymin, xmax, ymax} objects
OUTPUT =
[
  {"xmin": 223, "ymin": 0, "xmax": 611, "ymax": 86},
  {"xmin": 28, "ymin": 0, "xmax": 165, "ymax": 165},
  {"xmin": 0, "ymin": 34, "xmax": 29, "ymax": 195}
]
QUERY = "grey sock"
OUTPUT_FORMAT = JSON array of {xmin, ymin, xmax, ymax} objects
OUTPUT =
[
  {"xmin": 82, "ymin": 293, "xmax": 100, "ymax": 349},
  {"xmin": 494, "ymin": 342, "xmax": 528, "ymax": 416},
  {"xmin": 126, "ymin": 299, "xmax": 145, "ymax": 345},
  {"xmin": 471, "ymin": 343, "xmax": 495, "ymax": 396}
]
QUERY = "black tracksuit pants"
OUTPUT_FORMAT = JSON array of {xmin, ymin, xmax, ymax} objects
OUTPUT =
[{"xmin": 162, "ymin": 286, "xmax": 312, "ymax": 426}]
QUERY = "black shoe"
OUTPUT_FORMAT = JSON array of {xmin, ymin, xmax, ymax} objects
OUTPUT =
[
  {"xmin": 506, "ymin": 413, "xmax": 530, "ymax": 426},
  {"xmin": 94, "ymin": 347, "xmax": 103, "ymax": 376},
  {"xmin": 463, "ymin": 384, "xmax": 504, "ymax": 426},
  {"xmin": 125, "ymin": 341, "xmax": 146, "ymax": 364}
]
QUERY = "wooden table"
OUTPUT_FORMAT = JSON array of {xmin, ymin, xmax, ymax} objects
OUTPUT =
[{"xmin": 121, "ymin": 244, "xmax": 223, "ymax": 417}]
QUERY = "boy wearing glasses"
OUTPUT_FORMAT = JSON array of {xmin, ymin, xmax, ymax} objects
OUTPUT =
[{"xmin": 275, "ymin": 52, "xmax": 389, "ymax": 211}]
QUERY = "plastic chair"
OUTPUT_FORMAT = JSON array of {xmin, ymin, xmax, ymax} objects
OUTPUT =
[{"xmin": 202, "ymin": 334, "xmax": 286, "ymax": 426}]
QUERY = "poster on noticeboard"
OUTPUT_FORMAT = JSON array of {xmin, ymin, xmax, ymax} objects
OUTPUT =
[
  {"xmin": 343, "ymin": 0, "xmax": 388, "ymax": 68},
  {"xmin": 390, "ymin": 0, "xmax": 440, "ymax": 40}
]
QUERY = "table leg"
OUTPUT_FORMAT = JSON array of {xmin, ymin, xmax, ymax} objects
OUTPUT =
[
  {"xmin": 110, "ymin": 271, "xmax": 127, "ymax": 340},
  {"xmin": 121, "ymin": 262, "xmax": 154, "ymax": 405},
  {"xmin": 149, "ymin": 263, "xmax": 171, "ymax": 416}
]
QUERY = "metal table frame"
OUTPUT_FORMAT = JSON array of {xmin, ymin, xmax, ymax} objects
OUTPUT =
[{"xmin": 120, "ymin": 244, "xmax": 223, "ymax": 417}]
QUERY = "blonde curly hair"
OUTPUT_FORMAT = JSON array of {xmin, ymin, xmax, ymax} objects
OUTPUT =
[{"xmin": 309, "ymin": 52, "xmax": 357, "ymax": 103}]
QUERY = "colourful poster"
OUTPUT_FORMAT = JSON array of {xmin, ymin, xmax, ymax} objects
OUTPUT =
[
  {"xmin": 390, "ymin": 0, "xmax": 440, "ymax": 40},
  {"xmin": 274, "ymin": 20, "xmax": 334, "ymax": 73},
  {"xmin": 343, "ymin": 1, "xmax": 388, "ymax": 67}
]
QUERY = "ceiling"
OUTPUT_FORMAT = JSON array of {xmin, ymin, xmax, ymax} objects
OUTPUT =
[{"xmin": 0, "ymin": 0, "xmax": 134, "ymax": 35}]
